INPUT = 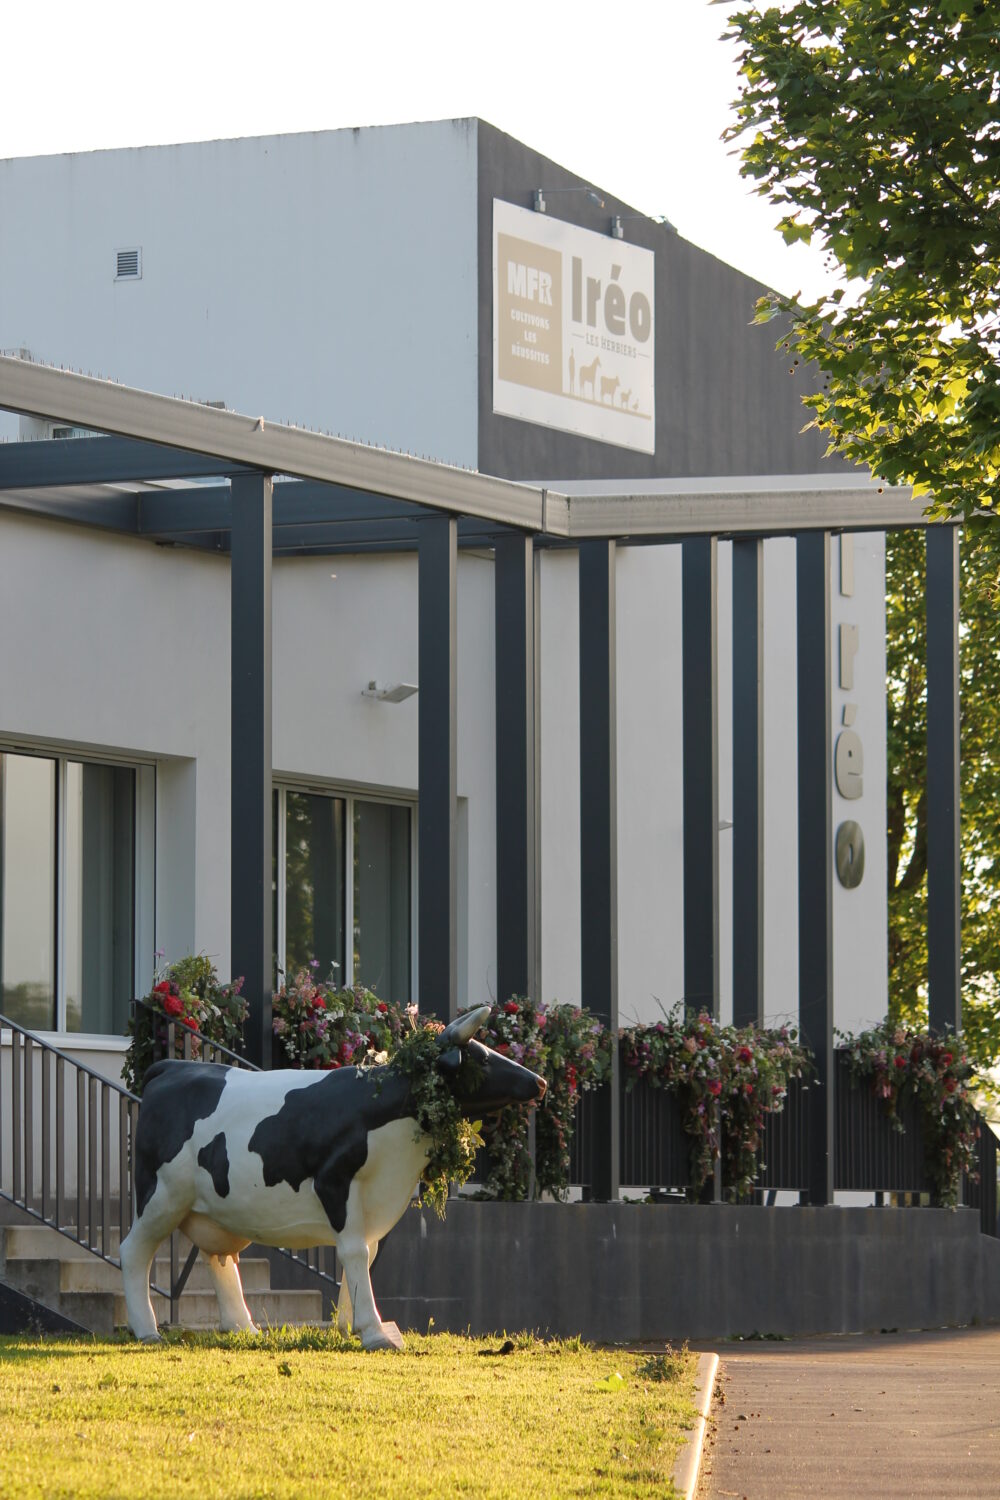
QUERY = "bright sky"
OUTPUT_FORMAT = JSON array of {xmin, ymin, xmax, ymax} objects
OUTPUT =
[{"xmin": 0, "ymin": 0, "xmax": 828, "ymax": 302}]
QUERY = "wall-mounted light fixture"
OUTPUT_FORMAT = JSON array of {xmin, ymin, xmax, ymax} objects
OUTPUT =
[
  {"xmin": 610, "ymin": 212, "xmax": 678, "ymax": 240},
  {"xmin": 533, "ymin": 187, "xmax": 605, "ymax": 215},
  {"xmin": 361, "ymin": 680, "xmax": 418, "ymax": 704}
]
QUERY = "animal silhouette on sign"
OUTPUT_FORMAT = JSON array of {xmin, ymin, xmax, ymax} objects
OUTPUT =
[
  {"xmin": 618, "ymin": 388, "xmax": 631, "ymax": 409},
  {"xmin": 579, "ymin": 355, "xmax": 600, "ymax": 399},
  {"xmin": 600, "ymin": 373, "xmax": 620, "ymax": 405}
]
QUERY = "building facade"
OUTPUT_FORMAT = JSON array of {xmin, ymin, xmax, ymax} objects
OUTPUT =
[{"xmin": 0, "ymin": 120, "xmax": 888, "ymax": 1085}]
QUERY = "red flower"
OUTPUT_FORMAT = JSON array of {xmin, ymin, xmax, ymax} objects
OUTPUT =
[
  {"xmin": 163, "ymin": 994, "xmax": 184, "ymax": 1017},
  {"xmin": 941, "ymin": 1052, "xmax": 954, "ymax": 1067},
  {"xmin": 894, "ymin": 1055, "xmax": 907, "ymax": 1069},
  {"xmin": 153, "ymin": 980, "xmax": 171, "ymax": 995},
  {"xmin": 945, "ymin": 1077, "xmax": 957, "ymax": 1093},
  {"xmin": 180, "ymin": 1016, "xmax": 198, "ymax": 1030},
  {"xmin": 737, "ymin": 1046, "xmax": 753, "ymax": 1063},
  {"xmin": 708, "ymin": 1079, "xmax": 722, "ymax": 1096},
  {"xmin": 377, "ymin": 1002, "xmax": 388, "ymax": 1014},
  {"xmin": 504, "ymin": 1002, "xmax": 520, "ymax": 1015}
]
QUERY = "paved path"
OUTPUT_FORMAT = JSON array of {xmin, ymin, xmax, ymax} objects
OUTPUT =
[{"xmin": 700, "ymin": 1326, "xmax": 1000, "ymax": 1498}]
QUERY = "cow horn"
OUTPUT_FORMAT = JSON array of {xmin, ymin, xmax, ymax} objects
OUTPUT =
[{"xmin": 438, "ymin": 1006, "xmax": 491, "ymax": 1049}]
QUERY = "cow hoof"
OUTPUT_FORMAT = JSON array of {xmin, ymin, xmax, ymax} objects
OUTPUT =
[{"xmin": 361, "ymin": 1322, "xmax": 404, "ymax": 1352}]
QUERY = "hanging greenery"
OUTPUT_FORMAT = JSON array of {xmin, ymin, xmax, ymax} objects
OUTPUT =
[{"xmin": 387, "ymin": 1022, "xmax": 484, "ymax": 1217}]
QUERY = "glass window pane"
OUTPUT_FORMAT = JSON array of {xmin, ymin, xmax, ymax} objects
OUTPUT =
[
  {"xmin": 353, "ymin": 801, "xmax": 411, "ymax": 1003},
  {"xmin": 0, "ymin": 753, "xmax": 56, "ymax": 1029},
  {"xmin": 285, "ymin": 792, "xmax": 345, "ymax": 982},
  {"xmin": 65, "ymin": 762, "xmax": 135, "ymax": 1035}
]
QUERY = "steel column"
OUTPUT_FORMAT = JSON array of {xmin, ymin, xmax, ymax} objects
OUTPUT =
[
  {"xmin": 796, "ymin": 531, "xmax": 834, "ymax": 1205},
  {"xmin": 418, "ymin": 515, "xmax": 458, "ymax": 1021},
  {"xmin": 732, "ymin": 538, "xmax": 765, "ymax": 1025},
  {"xmin": 230, "ymin": 472, "xmax": 273, "ymax": 1069},
  {"xmin": 494, "ymin": 531, "xmax": 536, "ymax": 1003},
  {"xmin": 926, "ymin": 527, "xmax": 961, "ymax": 1035},
  {"xmin": 682, "ymin": 537, "xmax": 720, "ymax": 1018},
  {"xmin": 578, "ymin": 540, "xmax": 620, "ymax": 1201}
]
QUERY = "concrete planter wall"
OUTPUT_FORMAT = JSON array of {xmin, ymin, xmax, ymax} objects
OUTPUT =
[{"xmin": 373, "ymin": 1201, "xmax": 1000, "ymax": 1342}]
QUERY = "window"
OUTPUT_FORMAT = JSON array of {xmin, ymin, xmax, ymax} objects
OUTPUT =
[
  {"xmin": 0, "ymin": 749, "xmax": 154, "ymax": 1034},
  {"xmin": 273, "ymin": 786, "xmax": 413, "ymax": 1005}
]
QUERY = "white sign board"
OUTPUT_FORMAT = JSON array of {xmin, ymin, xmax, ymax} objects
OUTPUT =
[{"xmin": 492, "ymin": 199, "xmax": 655, "ymax": 454}]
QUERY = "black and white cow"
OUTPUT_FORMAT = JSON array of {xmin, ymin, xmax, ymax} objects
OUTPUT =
[{"xmin": 120, "ymin": 1006, "xmax": 544, "ymax": 1348}]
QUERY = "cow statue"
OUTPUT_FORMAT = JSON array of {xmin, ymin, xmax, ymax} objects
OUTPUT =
[{"xmin": 119, "ymin": 1006, "xmax": 544, "ymax": 1348}]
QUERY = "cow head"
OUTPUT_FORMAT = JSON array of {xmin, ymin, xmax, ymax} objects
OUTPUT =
[{"xmin": 435, "ymin": 1006, "xmax": 545, "ymax": 1115}]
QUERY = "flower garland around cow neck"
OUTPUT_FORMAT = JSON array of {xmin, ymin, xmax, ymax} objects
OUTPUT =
[
  {"xmin": 619, "ymin": 1011, "xmax": 811, "ymax": 1199},
  {"xmin": 387, "ymin": 1020, "xmax": 485, "ymax": 1217},
  {"xmin": 840, "ymin": 1020, "xmax": 980, "ymax": 1208},
  {"xmin": 124, "ymin": 954, "xmax": 248, "ymax": 1093}
]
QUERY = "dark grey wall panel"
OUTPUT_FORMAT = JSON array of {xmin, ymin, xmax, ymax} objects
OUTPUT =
[
  {"xmin": 476, "ymin": 120, "xmax": 843, "ymax": 483},
  {"xmin": 374, "ymin": 1201, "xmax": 995, "ymax": 1342}
]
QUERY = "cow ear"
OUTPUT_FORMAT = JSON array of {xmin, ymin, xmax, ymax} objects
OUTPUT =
[
  {"xmin": 438, "ymin": 1005, "xmax": 491, "ymax": 1050},
  {"xmin": 437, "ymin": 1047, "xmax": 462, "ymax": 1075}
]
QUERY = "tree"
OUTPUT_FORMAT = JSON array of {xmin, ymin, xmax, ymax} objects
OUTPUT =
[
  {"xmin": 723, "ymin": 1, "xmax": 1000, "ymax": 522},
  {"xmin": 724, "ymin": 1, "xmax": 1000, "ymax": 1065}
]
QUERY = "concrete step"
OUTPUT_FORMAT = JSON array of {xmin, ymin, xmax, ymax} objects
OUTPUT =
[
  {"xmin": 115, "ymin": 1288, "xmax": 325, "ymax": 1330},
  {"xmin": 59, "ymin": 1255, "xmax": 272, "ymax": 1295},
  {"xmin": 3, "ymin": 1224, "xmax": 123, "ymax": 1261}
]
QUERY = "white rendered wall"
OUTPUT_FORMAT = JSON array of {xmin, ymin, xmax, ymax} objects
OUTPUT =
[
  {"xmin": 537, "ymin": 533, "xmax": 887, "ymax": 1034},
  {"xmin": 0, "ymin": 122, "xmax": 480, "ymax": 466}
]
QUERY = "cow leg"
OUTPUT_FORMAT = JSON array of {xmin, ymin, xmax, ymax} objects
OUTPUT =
[
  {"xmin": 336, "ymin": 1238, "xmax": 378, "ymax": 1336},
  {"xmin": 336, "ymin": 1235, "xmax": 403, "ymax": 1351},
  {"xmin": 120, "ymin": 1185, "xmax": 186, "ymax": 1342},
  {"xmin": 204, "ymin": 1252, "xmax": 259, "ymax": 1335}
]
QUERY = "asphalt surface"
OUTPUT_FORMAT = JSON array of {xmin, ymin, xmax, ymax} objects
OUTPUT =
[{"xmin": 700, "ymin": 1326, "xmax": 1000, "ymax": 1499}]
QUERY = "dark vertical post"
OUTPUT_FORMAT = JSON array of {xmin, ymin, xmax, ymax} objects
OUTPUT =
[
  {"xmin": 926, "ymin": 526, "xmax": 961, "ymax": 1035},
  {"xmin": 732, "ymin": 538, "xmax": 765, "ymax": 1025},
  {"xmin": 418, "ymin": 515, "xmax": 458, "ymax": 1021},
  {"xmin": 231, "ymin": 472, "xmax": 273, "ymax": 1069},
  {"xmin": 682, "ymin": 536, "xmax": 720, "ymax": 1018},
  {"xmin": 495, "ymin": 531, "xmax": 536, "ymax": 1004},
  {"xmin": 796, "ymin": 531, "xmax": 834, "ymax": 1205},
  {"xmin": 579, "ymin": 540, "xmax": 619, "ymax": 1201}
]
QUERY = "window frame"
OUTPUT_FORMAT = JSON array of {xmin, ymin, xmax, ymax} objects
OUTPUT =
[
  {"xmin": 273, "ymin": 778, "xmax": 417, "ymax": 1003},
  {"xmin": 0, "ymin": 737, "xmax": 155, "ymax": 1037}
]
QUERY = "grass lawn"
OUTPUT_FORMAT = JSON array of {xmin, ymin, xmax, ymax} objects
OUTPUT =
[{"xmin": 0, "ymin": 1328, "xmax": 697, "ymax": 1499}]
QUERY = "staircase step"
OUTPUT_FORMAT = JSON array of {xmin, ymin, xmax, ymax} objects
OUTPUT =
[
  {"xmin": 114, "ymin": 1288, "xmax": 325, "ymax": 1330},
  {"xmin": 59, "ymin": 1256, "xmax": 272, "ymax": 1295},
  {"xmin": 3, "ymin": 1224, "xmax": 123, "ymax": 1261}
]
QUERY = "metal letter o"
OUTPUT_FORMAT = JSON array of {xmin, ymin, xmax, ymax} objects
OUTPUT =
[
  {"xmin": 835, "ymin": 820, "xmax": 865, "ymax": 889},
  {"xmin": 835, "ymin": 728, "xmax": 864, "ymax": 800}
]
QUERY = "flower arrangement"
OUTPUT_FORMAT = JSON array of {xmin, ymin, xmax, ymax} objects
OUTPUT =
[
  {"xmin": 271, "ymin": 966, "xmax": 410, "ymax": 1070},
  {"xmin": 387, "ymin": 1020, "xmax": 484, "ymax": 1217},
  {"xmin": 840, "ymin": 1020, "xmax": 980, "ymax": 1207},
  {"xmin": 466, "ymin": 999, "xmax": 613, "ymax": 1201},
  {"xmin": 474, "ymin": 998, "xmax": 548, "ymax": 1200},
  {"xmin": 123, "ymin": 954, "xmax": 247, "ymax": 1093},
  {"xmin": 535, "ymin": 1003, "xmax": 614, "ymax": 1199},
  {"xmin": 619, "ymin": 1011, "xmax": 811, "ymax": 1198}
]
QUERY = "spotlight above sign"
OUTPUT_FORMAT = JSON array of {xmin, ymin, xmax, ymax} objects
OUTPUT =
[{"xmin": 361, "ymin": 681, "xmax": 418, "ymax": 704}]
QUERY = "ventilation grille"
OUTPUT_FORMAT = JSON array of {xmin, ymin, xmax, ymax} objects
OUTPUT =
[{"xmin": 115, "ymin": 248, "xmax": 141, "ymax": 280}]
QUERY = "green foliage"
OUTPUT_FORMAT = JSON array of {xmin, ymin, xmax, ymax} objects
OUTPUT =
[
  {"xmin": 841, "ymin": 1019, "xmax": 980, "ymax": 1204},
  {"xmin": 389, "ymin": 1023, "xmax": 484, "ymax": 1217},
  {"xmin": 885, "ymin": 533, "xmax": 1000, "ymax": 1068},
  {"xmin": 123, "ymin": 955, "xmax": 247, "ymax": 1094},
  {"xmin": 620, "ymin": 1011, "xmax": 811, "ymax": 1198},
  {"xmin": 724, "ymin": 1, "xmax": 1000, "ymax": 520}
]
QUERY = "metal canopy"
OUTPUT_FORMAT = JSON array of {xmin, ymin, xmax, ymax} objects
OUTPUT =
[{"xmin": 0, "ymin": 355, "xmax": 935, "ymax": 547}]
